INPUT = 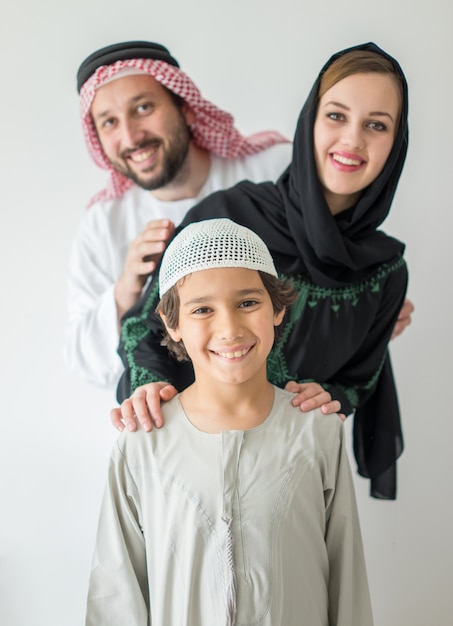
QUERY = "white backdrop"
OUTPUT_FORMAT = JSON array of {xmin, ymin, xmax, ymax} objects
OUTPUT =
[{"xmin": 0, "ymin": 1, "xmax": 451, "ymax": 625}]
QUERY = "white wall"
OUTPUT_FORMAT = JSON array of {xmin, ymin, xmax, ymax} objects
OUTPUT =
[{"xmin": 0, "ymin": 2, "xmax": 451, "ymax": 625}]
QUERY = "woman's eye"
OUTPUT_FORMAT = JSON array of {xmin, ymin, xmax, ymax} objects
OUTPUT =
[
  {"xmin": 368, "ymin": 121, "xmax": 387, "ymax": 131},
  {"xmin": 327, "ymin": 112, "xmax": 344, "ymax": 122}
]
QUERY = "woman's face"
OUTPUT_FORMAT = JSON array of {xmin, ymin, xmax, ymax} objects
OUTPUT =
[{"xmin": 313, "ymin": 72, "xmax": 401, "ymax": 215}]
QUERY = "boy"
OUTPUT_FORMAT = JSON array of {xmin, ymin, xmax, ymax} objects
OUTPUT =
[{"xmin": 86, "ymin": 219, "xmax": 373, "ymax": 625}]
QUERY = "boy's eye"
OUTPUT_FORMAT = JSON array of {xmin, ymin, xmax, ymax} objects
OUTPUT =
[
  {"xmin": 239, "ymin": 300, "xmax": 259, "ymax": 309},
  {"xmin": 192, "ymin": 307, "xmax": 211, "ymax": 315}
]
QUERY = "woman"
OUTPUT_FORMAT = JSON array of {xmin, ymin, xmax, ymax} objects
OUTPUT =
[{"xmin": 116, "ymin": 42, "xmax": 409, "ymax": 499}]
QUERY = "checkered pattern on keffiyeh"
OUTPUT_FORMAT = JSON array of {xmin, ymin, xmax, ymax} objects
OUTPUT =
[{"xmin": 80, "ymin": 58, "xmax": 290, "ymax": 206}]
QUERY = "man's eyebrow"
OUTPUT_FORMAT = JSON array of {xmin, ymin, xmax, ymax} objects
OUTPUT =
[
  {"xmin": 322, "ymin": 100, "xmax": 395, "ymax": 122},
  {"xmin": 129, "ymin": 91, "xmax": 155, "ymax": 103}
]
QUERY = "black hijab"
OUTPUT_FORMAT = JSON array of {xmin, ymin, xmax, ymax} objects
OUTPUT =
[
  {"xmin": 281, "ymin": 41, "xmax": 408, "ymax": 286},
  {"xmin": 176, "ymin": 42, "xmax": 408, "ymax": 287}
]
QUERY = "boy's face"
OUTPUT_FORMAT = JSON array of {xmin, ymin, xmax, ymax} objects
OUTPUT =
[{"xmin": 162, "ymin": 267, "xmax": 285, "ymax": 387}]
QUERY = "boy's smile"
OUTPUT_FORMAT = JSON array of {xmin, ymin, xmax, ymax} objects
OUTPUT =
[{"xmin": 214, "ymin": 346, "xmax": 252, "ymax": 360}]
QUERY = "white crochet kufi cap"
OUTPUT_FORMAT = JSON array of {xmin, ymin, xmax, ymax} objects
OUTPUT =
[{"xmin": 159, "ymin": 218, "xmax": 277, "ymax": 297}]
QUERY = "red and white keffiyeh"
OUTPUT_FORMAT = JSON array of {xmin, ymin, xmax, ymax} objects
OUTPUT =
[{"xmin": 80, "ymin": 58, "xmax": 290, "ymax": 207}]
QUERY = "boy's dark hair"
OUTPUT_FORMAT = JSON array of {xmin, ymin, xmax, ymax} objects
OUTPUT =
[{"xmin": 156, "ymin": 271, "xmax": 297, "ymax": 362}]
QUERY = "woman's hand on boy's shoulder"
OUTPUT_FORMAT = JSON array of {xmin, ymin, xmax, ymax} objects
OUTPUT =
[
  {"xmin": 284, "ymin": 381, "xmax": 345, "ymax": 421},
  {"xmin": 110, "ymin": 382, "xmax": 178, "ymax": 432}
]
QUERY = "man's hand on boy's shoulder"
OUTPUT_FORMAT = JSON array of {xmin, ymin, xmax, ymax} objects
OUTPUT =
[
  {"xmin": 111, "ymin": 382, "xmax": 178, "ymax": 432},
  {"xmin": 284, "ymin": 381, "xmax": 345, "ymax": 421}
]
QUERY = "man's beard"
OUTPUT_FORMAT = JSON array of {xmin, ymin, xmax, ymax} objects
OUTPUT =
[{"xmin": 112, "ymin": 113, "xmax": 191, "ymax": 191}]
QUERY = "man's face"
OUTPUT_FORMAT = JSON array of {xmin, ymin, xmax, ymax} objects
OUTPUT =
[{"xmin": 90, "ymin": 74, "xmax": 192, "ymax": 190}]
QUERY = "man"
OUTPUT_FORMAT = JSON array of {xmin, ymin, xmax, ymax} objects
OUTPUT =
[{"xmin": 64, "ymin": 41, "xmax": 293, "ymax": 388}]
